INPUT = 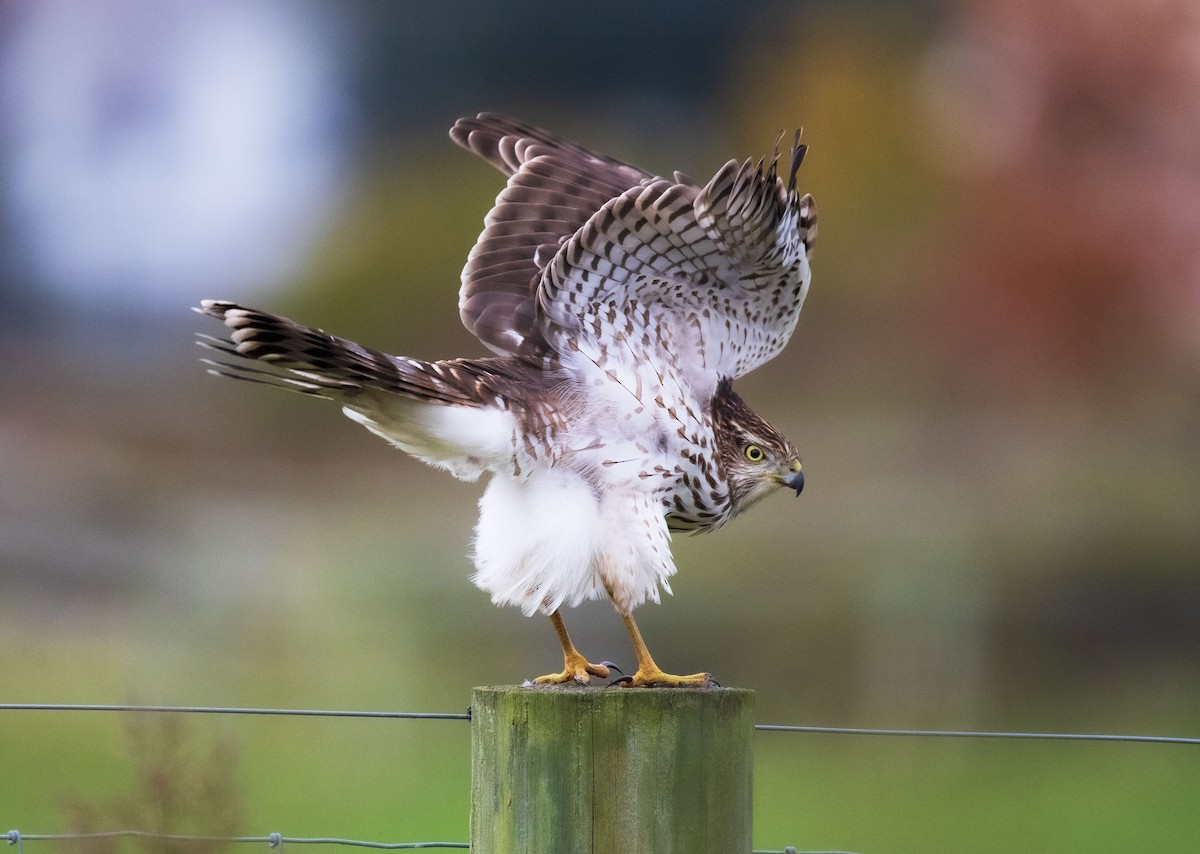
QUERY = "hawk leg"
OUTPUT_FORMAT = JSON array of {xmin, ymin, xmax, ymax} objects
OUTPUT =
[
  {"xmin": 617, "ymin": 613, "xmax": 713, "ymax": 688},
  {"xmin": 534, "ymin": 610, "xmax": 613, "ymax": 685}
]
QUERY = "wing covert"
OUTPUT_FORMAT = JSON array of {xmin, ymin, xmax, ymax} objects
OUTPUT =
[
  {"xmin": 536, "ymin": 137, "xmax": 816, "ymax": 388},
  {"xmin": 450, "ymin": 113, "xmax": 656, "ymax": 356}
]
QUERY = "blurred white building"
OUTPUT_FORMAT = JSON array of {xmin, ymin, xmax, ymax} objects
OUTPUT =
[{"xmin": 1, "ymin": 0, "xmax": 351, "ymax": 315}]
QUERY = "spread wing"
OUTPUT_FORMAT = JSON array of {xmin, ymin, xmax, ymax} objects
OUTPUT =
[
  {"xmin": 450, "ymin": 113, "xmax": 656, "ymax": 357},
  {"xmin": 536, "ymin": 136, "xmax": 816, "ymax": 391}
]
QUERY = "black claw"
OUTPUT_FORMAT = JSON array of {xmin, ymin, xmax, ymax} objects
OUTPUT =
[
  {"xmin": 599, "ymin": 660, "xmax": 623, "ymax": 675},
  {"xmin": 609, "ymin": 674, "xmax": 634, "ymax": 686}
]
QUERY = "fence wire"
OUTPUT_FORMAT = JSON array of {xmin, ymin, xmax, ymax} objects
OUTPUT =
[
  {"xmin": 5, "ymin": 831, "xmax": 854, "ymax": 854},
  {"xmin": 0, "ymin": 705, "xmax": 469, "ymax": 721},
  {"xmin": 753, "ymin": 723, "xmax": 1200, "ymax": 745},
  {"xmin": 2, "ymin": 703, "xmax": 1195, "ymax": 745},
  {"xmin": 5, "ymin": 832, "xmax": 466, "ymax": 850},
  {"xmin": 4, "ymin": 701, "xmax": 1194, "ymax": 854}
]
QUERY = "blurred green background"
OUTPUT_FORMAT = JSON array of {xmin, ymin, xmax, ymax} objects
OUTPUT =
[{"xmin": 2, "ymin": 0, "xmax": 1198, "ymax": 852}]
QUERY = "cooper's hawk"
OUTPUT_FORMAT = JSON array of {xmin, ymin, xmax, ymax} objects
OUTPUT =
[{"xmin": 196, "ymin": 113, "xmax": 816, "ymax": 687}]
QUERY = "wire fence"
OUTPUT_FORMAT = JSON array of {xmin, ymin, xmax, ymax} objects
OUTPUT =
[
  {"xmin": 0, "ymin": 705, "xmax": 470, "ymax": 721},
  {"xmin": 4, "ymin": 702, "xmax": 1196, "ymax": 854},
  {"xmin": 5, "ymin": 832, "xmax": 467, "ymax": 851},
  {"xmin": 4, "ymin": 831, "xmax": 861, "ymax": 854},
  {"xmin": 752, "ymin": 722, "xmax": 1200, "ymax": 745},
  {"xmin": 4, "ymin": 703, "xmax": 1195, "ymax": 744}
]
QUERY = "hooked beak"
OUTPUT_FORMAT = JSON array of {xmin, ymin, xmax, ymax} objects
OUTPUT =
[{"xmin": 780, "ymin": 466, "xmax": 804, "ymax": 496}]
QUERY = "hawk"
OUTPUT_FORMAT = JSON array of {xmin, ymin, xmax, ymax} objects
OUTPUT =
[{"xmin": 196, "ymin": 113, "xmax": 816, "ymax": 687}]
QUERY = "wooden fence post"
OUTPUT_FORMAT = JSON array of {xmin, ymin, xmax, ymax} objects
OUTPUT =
[{"xmin": 470, "ymin": 685, "xmax": 755, "ymax": 854}]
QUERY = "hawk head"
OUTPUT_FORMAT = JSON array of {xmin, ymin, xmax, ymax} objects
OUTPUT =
[{"xmin": 711, "ymin": 378, "xmax": 804, "ymax": 516}]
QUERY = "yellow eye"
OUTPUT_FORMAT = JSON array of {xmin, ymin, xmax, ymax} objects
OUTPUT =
[{"xmin": 744, "ymin": 444, "xmax": 766, "ymax": 462}]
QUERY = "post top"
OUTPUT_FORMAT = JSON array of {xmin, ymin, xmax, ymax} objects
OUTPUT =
[
  {"xmin": 471, "ymin": 684, "xmax": 755, "ymax": 713},
  {"xmin": 473, "ymin": 684, "xmax": 753, "ymax": 696}
]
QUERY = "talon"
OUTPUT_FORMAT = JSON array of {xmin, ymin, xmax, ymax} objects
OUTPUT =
[
  {"xmin": 599, "ymin": 660, "xmax": 623, "ymax": 675},
  {"xmin": 615, "ymin": 611, "xmax": 715, "ymax": 688},
  {"xmin": 533, "ymin": 651, "xmax": 612, "ymax": 685},
  {"xmin": 609, "ymin": 674, "xmax": 633, "ymax": 686},
  {"xmin": 535, "ymin": 610, "xmax": 611, "ymax": 685},
  {"xmin": 618, "ymin": 668, "xmax": 714, "ymax": 688}
]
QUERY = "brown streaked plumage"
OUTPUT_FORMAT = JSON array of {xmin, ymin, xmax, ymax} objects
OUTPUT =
[{"xmin": 197, "ymin": 113, "xmax": 815, "ymax": 687}]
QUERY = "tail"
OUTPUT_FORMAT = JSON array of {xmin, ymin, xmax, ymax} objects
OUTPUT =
[
  {"xmin": 194, "ymin": 300, "xmax": 498, "ymax": 407},
  {"xmin": 196, "ymin": 300, "xmax": 534, "ymax": 480}
]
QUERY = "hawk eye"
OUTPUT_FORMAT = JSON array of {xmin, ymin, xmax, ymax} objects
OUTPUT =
[{"xmin": 744, "ymin": 444, "xmax": 766, "ymax": 462}]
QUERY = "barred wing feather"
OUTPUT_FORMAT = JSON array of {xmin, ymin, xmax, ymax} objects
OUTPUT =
[
  {"xmin": 536, "ymin": 142, "xmax": 816, "ymax": 385},
  {"xmin": 451, "ymin": 113, "xmax": 655, "ymax": 357}
]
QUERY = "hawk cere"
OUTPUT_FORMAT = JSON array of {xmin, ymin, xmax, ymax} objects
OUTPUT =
[{"xmin": 197, "ymin": 114, "xmax": 816, "ymax": 687}]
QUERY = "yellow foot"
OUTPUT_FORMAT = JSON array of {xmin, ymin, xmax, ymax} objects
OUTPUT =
[
  {"xmin": 533, "ymin": 653, "xmax": 613, "ymax": 686},
  {"xmin": 618, "ymin": 667, "xmax": 715, "ymax": 688}
]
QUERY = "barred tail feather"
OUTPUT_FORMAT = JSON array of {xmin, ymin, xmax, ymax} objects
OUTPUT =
[
  {"xmin": 194, "ymin": 300, "xmax": 480, "ymax": 407},
  {"xmin": 195, "ymin": 299, "xmax": 525, "ymax": 481}
]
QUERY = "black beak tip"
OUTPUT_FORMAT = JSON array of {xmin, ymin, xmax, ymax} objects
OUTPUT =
[{"xmin": 784, "ymin": 469, "xmax": 804, "ymax": 496}]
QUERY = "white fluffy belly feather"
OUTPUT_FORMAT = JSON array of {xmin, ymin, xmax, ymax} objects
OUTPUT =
[{"xmin": 471, "ymin": 470, "xmax": 675, "ymax": 616}]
